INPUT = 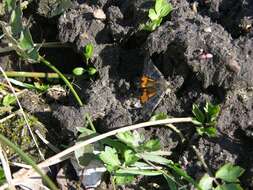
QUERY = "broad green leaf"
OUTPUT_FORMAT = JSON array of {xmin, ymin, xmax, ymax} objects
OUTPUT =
[
  {"xmin": 215, "ymin": 183, "xmax": 243, "ymax": 190},
  {"xmin": 114, "ymin": 175, "xmax": 135, "ymax": 185},
  {"xmin": 73, "ymin": 67, "xmax": 85, "ymax": 76},
  {"xmin": 19, "ymin": 27, "xmax": 34, "ymax": 50},
  {"xmin": 116, "ymin": 131, "xmax": 143, "ymax": 149},
  {"xmin": 199, "ymin": 173, "xmax": 214, "ymax": 190},
  {"xmin": 215, "ymin": 163, "xmax": 245, "ymax": 183},
  {"xmin": 158, "ymin": 0, "xmax": 173, "ymax": 17},
  {"xmin": 155, "ymin": 0, "xmax": 163, "ymax": 15},
  {"xmin": 150, "ymin": 112, "xmax": 168, "ymax": 121},
  {"xmin": 163, "ymin": 174, "xmax": 177, "ymax": 190},
  {"xmin": 10, "ymin": 2, "xmax": 23, "ymax": 37},
  {"xmin": 2, "ymin": 94, "xmax": 16, "ymax": 106},
  {"xmin": 192, "ymin": 104, "xmax": 205, "ymax": 124},
  {"xmin": 148, "ymin": 8, "xmax": 159, "ymax": 21},
  {"xmin": 87, "ymin": 67, "xmax": 97, "ymax": 75},
  {"xmin": 33, "ymin": 82, "xmax": 49, "ymax": 92},
  {"xmin": 4, "ymin": 0, "xmax": 16, "ymax": 13},
  {"xmin": 116, "ymin": 168, "xmax": 162, "ymax": 176},
  {"xmin": 204, "ymin": 102, "xmax": 220, "ymax": 122},
  {"xmin": 99, "ymin": 147, "xmax": 121, "ymax": 172},
  {"xmin": 140, "ymin": 152, "xmax": 172, "ymax": 165},
  {"xmin": 84, "ymin": 43, "xmax": 94, "ymax": 62},
  {"xmin": 196, "ymin": 127, "xmax": 217, "ymax": 137},
  {"xmin": 124, "ymin": 149, "xmax": 139, "ymax": 166},
  {"xmin": 143, "ymin": 139, "xmax": 161, "ymax": 151}
]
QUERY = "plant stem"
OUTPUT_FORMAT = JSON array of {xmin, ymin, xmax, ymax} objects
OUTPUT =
[
  {"xmin": 39, "ymin": 56, "xmax": 83, "ymax": 106},
  {"xmin": 0, "ymin": 134, "xmax": 58, "ymax": 190},
  {"xmin": 2, "ymin": 71, "xmax": 73, "ymax": 79}
]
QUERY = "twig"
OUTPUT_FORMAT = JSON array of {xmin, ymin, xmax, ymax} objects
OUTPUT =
[
  {"xmin": 0, "ymin": 109, "xmax": 21, "ymax": 124},
  {"xmin": 35, "ymin": 129, "xmax": 60, "ymax": 153},
  {"xmin": 0, "ymin": 145, "xmax": 15, "ymax": 190},
  {"xmin": 192, "ymin": 145, "xmax": 220, "ymax": 186}
]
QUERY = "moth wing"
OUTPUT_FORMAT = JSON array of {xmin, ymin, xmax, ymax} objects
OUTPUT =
[
  {"xmin": 141, "ymin": 87, "xmax": 165, "ymax": 119},
  {"xmin": 143, "ymin": 59, "xmax": 164, "ymax": 81}
]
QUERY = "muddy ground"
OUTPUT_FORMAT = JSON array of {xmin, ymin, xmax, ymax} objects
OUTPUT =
[{"xmin": 1, "ymin": 0, "xmax": 253, "ymax": 189}]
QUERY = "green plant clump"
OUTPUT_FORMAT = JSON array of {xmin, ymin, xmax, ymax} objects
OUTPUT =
[{"xmin": 142, "ymin": 0, "xmax": 173, "ymax": 31}]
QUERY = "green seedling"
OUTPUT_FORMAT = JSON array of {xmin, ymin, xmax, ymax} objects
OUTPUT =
[
  {"xmin": 192, "ymin": 102, "xmax": 220, "ymax": 137},
  {"xmin": 141, "ymin": 0, "xmax": 173, "ymax": 31},
  {"xmin": 72, "ymin": 67, "xmax": 97, "ymax": 76},
  {"xmin": 2, "ymin": 94, "xmax": 16, "ymax": 106},
  {"xmin": 83, "ymin": 43, "xmax": 94, "ymax": 63},
  {"xmin": 199, "ymin": 163, "xmax": 245, "ymax": 190},
  {"xmin": 8, "ymin": 78, "xmax": 49, "ymax": 92}
]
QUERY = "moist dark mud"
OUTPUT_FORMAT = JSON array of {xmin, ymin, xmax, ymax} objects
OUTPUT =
[{"xmin": 51, "ymin": 0, "xmax": 253, "ymax": 188}]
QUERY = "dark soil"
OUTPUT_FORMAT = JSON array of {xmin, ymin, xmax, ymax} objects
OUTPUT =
[{"xmin": 1, "ymin": 0, "xmax": 253, "ymax": 189}]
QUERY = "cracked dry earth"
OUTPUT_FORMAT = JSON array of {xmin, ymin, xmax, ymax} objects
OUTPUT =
[{"xmin": 3, "ymin": 0, "xmax": 252, "ymax": 189}]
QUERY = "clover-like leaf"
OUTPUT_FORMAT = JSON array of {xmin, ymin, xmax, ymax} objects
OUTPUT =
[
  {"xmin": 215, "ymin": 183, "xmax": 243, "ymax": 190},
  {"xmin": 73, "ymin": 67, "xmax": 85, "ymax": 76},
  {"xmin": 99, "ymin": 146, "xmax": 121, "ymax": 172},
  {"xmin": 215, "ymin": 163, "xmax": 245, "ymax": 183},
  {"xmin": 199, "ymin": 173, "xmax": 214, "ymax": 190}
]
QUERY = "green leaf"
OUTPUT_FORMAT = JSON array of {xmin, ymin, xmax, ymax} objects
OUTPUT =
[
  {"xmin": 73, "ymin": 67, "xmax": 85, "ymax": 76},
  {"xmin": 4, "ymin": 0, "xmax": 16, "ymax": 13},
  {"xmin": 196, "ymin": 127, "xmax": 217, "ymax": 137},
  {"xmin": 114, "ymin": 175, "xmax": 135, "ymax": 185},
  {"xmin": 124, "ymin": 149, "xmax": 139, "ymax": 166},
  {"xmin": 215, "ymin": 183, "xmax": 243, "ymax": 190},
  {"xmin": 87, "ymin": 67, "xmax": 97, "ymax": 75},
  {"xmin": 116, "ymin": 131, "xmax": 144, "ymax": 149},
  {"xmin": 163, "ymin": 174, "xmax": 177, "ymax": 190},
  {"xmin": 167, "ymin": 163, "xmax": 200, "ymax": 189},
  {"xmin": 204, "ymin": 102, "xmax": 220, "ymax": 125},
  {"xmin": 150, "ymin": 112, "xmax": 168, "ymax": 121},
  {"xmin": 155, "ymin": 0, "xmax": 173, "ymax": 17},
  {"xmin": 116, "ymin": 168, "xmax": 162, "ymax": 176},
  {"xmin": 143, "ymin": 139, "xmax": 161, "ymax": 152},
  {"xmin": 199, "ymin": 173, "xmax": 214, "ymax": 190},
  {"xmin": 99, "ymin": 146, "xmax": 121, "ymax": 172},
  {"xmin": 84, "ymin": 43, "xmax": 94, "ymax": 62},
  {"xmin": 192, "ymin": 104, "xmax": 205, "ymax": 124},
  {"xmin": 140, "ymin": 152, "xmax": 172, "ymax": 165},
  {"xmin": 10, "ymin": 2, "xmax": 23, "ymax": 37},
  {"xmin": 148, "ymin": 8, "xmax": 159, "ymax": 21},
  {"xmin": 2, "ymin": 94, "xmax": 16, "ymax": 106},
  {"xmin": 19, "ymin": 27, "xmax": 34, "ymax": 50},
  {"xmin": 215, "ymin": 163, "xmax": 245, "ymax": 183},
  {"xmin": 33, "ymin": 82, "xmax": 49, "ymax": 92}
]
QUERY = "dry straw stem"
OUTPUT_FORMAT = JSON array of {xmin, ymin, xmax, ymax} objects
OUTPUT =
[{"xmin": 2, "ymin": 117, "xmax": 193, "ymax": 187}]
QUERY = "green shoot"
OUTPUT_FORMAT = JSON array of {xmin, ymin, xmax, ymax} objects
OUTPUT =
[
  {"xmin": 141, "ymin": 0, "xmax": 173, "ymax": 31},
  {"xmin": 199, "ymin": 163, "xmax": 245, "ymax": 190},
  {"xmin": 83, "ymin": 43, "xmax": 94, "ymax": 63},
  {"xmin": 72, "ymin": 67, "xmax": 97, "ymax": 76},
  {"xmin": 2, "ymin": 94, "xmax": 16, "ymax": 106},
  {"xmin": 192, "ymin": 102, "xmax": 220, "ymax": 137}
]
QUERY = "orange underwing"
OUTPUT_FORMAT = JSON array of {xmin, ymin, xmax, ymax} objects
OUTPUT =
[{"xmin": 140, "ymin": 59, "xmax": 170, "ymax": 115}]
